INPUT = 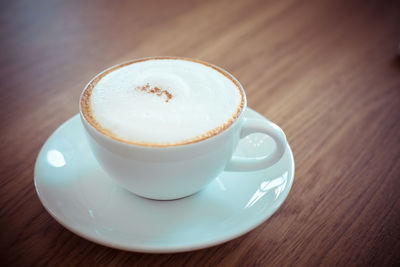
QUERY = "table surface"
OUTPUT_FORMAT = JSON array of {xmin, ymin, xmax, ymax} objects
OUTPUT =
[{"xmin": 1, "ymin": 0, "xmax": 399, "ymax": 266}]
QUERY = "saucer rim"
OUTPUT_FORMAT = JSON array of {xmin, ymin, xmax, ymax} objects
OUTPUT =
[{"xmin": 34, "ymin": 109, "xmax": 295, "ymax": 253}]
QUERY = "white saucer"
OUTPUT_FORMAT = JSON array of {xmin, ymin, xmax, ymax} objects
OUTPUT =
[{"xmin": 34, "ymin": 108, "xmax": 294, "ymax": 253}]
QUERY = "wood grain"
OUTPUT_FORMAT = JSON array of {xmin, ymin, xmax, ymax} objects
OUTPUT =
[{"xmin": 1, "ymin": 0, "xmax": 399, "ymax": 266}]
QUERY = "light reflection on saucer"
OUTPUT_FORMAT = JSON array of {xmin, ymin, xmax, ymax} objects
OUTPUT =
[
  {"xmin": 245, "ymin": 171, "xmax": 288, "ymax": 208},
  {"xmin": 245, "ymin": 134, "xmax": 267, "ymax": 148},
  {"xmin": 46, "ymin": 149, "xmax": 66, "ymax": 167},
  {"xmin": 216, "ymin": 177, "xmax": 227, "ymax": 191}
]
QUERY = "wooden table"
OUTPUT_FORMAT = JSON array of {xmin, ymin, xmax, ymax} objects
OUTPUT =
[{"xmin": 1, "ymin": 0, "xmax": 399, "ymax": 266}]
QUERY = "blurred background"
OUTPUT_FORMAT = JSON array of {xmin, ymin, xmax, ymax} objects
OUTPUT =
[
  {"xmin": 1, "ymin": 0, "xmax": 399, "ymax": 266},
  {"xmin": 2, "ymin": 0, "xmax": 398, "ymax": 126}
]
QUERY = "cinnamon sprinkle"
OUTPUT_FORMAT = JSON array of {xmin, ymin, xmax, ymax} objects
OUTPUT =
[{"xmin": 135, "ymin": 83, "xmax": 173, "ymax": 102}]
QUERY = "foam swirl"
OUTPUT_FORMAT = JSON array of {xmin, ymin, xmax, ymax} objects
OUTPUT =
[{"xmin": 83, "ymin": 58, "xmax": 244, "ymax": 146}]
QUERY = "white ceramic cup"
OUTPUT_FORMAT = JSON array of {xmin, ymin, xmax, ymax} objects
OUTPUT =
[{"xmin": 80, "ymin": 58, "xmax": 287, "ymax": 200}]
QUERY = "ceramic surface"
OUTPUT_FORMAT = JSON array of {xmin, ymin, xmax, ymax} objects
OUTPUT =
[
  {"xmin": 34, "ymin": 108, "xmax": 294, "ymax": 253},
  {"xmin": 80, "ymin": 85, "xmax": 286, "ymax": 200}
]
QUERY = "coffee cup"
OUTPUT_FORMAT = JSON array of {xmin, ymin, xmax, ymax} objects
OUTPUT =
[{"xmin": 79, "ymin": 57, "xmax": 287, "ymax": 200}]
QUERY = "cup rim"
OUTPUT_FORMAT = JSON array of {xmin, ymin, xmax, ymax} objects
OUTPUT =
[{"xmin": 79, "ymin": 56, "xmax": 247, "ymax": 148}]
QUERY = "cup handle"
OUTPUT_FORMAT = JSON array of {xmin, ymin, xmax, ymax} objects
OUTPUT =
[{"xmin": 225, "ymin": 118, "xmax": 287, "ymax": 172}]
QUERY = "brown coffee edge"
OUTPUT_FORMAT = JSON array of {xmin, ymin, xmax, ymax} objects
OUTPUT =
[{"xmin": 80, "ymin": 56, "xmax": 245, "ymax": 147}]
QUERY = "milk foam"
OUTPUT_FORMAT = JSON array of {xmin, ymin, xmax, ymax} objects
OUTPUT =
[{"xmin": 90, "ymin": 59, "xmax": 243, "ymax": 144}]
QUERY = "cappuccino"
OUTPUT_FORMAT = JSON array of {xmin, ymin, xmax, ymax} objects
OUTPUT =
[{"xmin": 80, "ymin": 57, "xmax": 244, "ymax": 146}]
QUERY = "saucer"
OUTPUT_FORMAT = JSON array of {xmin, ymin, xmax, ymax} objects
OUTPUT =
[{"xmin": 34, "ymin": 108, "xmax": 294, "ymax": 253}]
